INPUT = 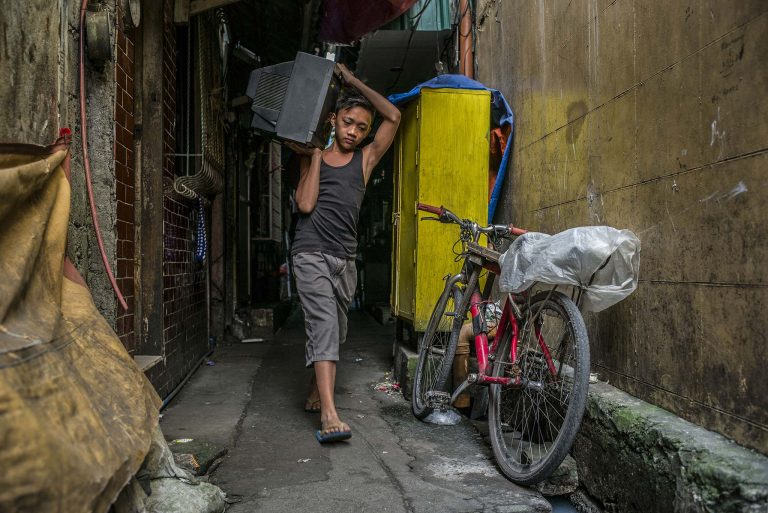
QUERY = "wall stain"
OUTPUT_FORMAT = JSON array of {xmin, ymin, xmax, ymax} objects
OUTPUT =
[
  {"xmin": 720, "ymin": 31, "xmax": 745, "ymax": 78},
  {"xmin": 565, "ymin": 100, "xmax": 588, "ymax": 144}
]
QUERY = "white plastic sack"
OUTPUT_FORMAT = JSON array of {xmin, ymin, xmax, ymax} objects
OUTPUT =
[{"xmin": 498, "ymin": 226, "xmax": 641, "ymax": 312}]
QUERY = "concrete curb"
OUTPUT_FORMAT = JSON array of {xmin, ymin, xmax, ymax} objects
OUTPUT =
[
  {"xmin": 392, "ymin": 341, "xmax": 418, "ymax": 399},
  {"xmin": 574, "ymin": 381, "xmax": 768, "ymax": 513}
]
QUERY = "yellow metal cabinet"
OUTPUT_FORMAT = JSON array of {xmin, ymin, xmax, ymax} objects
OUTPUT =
[{"xmin": 391, "ymin": 88, "xmax": 490, "ymax": 332}]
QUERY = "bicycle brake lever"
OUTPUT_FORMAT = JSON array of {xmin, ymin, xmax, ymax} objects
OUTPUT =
[{"xmin": 420, "ymin": 216, "xmax": 441, "ymax": 222}]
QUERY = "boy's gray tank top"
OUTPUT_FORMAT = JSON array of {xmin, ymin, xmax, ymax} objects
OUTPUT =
[{"xmin": 292, "ymin": 149, "xmax": 366, "ymax": 259}]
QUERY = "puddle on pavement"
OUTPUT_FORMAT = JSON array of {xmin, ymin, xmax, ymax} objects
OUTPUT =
[{"xmin": 547, "ymin": 496, "xmax": 578, "ymax": 512}]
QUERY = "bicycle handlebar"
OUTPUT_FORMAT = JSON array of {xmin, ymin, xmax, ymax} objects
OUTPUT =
[
  {"xmin": 416, "ymin": 202, "xmax": 444, "ymax": 216},
  {"xmin": 417, "ymin": 202, "xmax": 527, "ymax": 237},
  {"xmin": 509, "ymin": 225, "xmax": 527, "ymax": 236}
]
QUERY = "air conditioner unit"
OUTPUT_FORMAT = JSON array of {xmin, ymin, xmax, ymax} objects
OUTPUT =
[{"xmin": 246, "ymin": 52, "xmax": 340, "ymax": 148}]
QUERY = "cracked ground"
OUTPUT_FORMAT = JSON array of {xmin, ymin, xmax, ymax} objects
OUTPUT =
[{"xmin": 160, "ymin": 310, "xmax": 552, "ymax": 513}]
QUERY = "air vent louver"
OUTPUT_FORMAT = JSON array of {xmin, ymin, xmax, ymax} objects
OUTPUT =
[{"xmin": 252, "ymin": 73, "xmax": 290, "ymax": 111}]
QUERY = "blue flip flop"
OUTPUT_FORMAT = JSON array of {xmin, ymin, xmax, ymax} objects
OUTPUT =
[{"xmin": 315, "ymin": 427, "xmax": 352, "ymax": 443}]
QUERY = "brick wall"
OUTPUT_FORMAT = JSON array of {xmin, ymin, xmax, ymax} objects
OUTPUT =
[
  {"xmin": 114, "ymin": 1, "xmax": 137, "ymax": 354},
  {"xmin": 150, "ymin": 0, "xmax": 209, "ymax": 398}
]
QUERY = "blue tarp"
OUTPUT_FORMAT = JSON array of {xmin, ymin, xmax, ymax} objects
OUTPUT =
[{"xmin": 387, "ymin": 74, "xmax": 514, "ymax": 223}]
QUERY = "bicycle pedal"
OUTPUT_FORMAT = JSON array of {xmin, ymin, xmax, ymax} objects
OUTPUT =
[{"xmin": 425, "ymin": 390, "xmax": 451, "ymax": 408}]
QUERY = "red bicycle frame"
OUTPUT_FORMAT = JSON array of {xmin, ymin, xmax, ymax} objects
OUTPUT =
[
  {"xmin": 468, "ymin": 291, "xmax": 558, "ymax": 387},
  {"xmin": 414, "ymin": 202, "xmax": 558, "ymax": 394}
]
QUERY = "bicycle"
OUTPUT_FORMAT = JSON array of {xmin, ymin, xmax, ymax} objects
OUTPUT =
[{"xmin": 411, "ymin": 202, "xmax": 590, "ymax": 485}]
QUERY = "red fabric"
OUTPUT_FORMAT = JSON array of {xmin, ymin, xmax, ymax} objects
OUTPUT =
[
  {"xmin": 320, "ymin": 0, "xmax": 419, "ymax": 44},
  {"xmin": 489, "ymin": 125, "xmax": 511, "ymax": 200}
]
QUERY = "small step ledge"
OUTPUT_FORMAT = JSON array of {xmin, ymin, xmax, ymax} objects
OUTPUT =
[{"xmin": 134, "ymin": 355, "xmax": 163, "ymax": 372}]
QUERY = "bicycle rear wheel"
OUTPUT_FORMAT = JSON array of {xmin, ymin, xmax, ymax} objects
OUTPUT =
[
  {"xmin": 488, "ymin": 291, "xmax": 590, "ymax": 485},
  {"xmin": 411, "ymin": 284, "xmax": 465, "ymax": 419}
]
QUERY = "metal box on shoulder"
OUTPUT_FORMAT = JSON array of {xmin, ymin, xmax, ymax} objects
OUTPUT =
[{"xmin": 246, "ymin": 52, "xmax": 340, "ymax": 148}]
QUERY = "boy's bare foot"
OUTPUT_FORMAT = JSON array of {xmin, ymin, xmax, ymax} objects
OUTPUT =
[
  {"xmin": 305, "ymin": 374, "xmax": 321, "ymax": 412},
  {"xmin": 320, "ymin": 417, "xmax": 351, "ymax": 435},
  {"xmin": 304, "ymin": 398, "xmax": 321, "ymax": 413},
  {"xmin": 316, "ymin": 416, "xmax": 352, "ymax": 443}
]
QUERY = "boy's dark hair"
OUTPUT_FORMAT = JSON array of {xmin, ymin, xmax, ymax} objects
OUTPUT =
[{"xmin": 335, "ymin": 91, "xmax": 374, "ymax": 118}]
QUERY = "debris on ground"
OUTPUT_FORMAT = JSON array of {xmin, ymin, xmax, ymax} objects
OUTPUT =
[
  {"xmin": 297, "ymin": 458, "xmax": 311, "ymax": 463},
  {"xmin": 173, "ymin": 453, "xmax": 201, "ymax": 474},
  {"xmin": 373, "ymin": 374, "xmax": 401, "ymax": 395},
  {"xmin": 114, "ymin": 428, "xmax": 226, "ymax": 513},
  {"xmin": 166, "ymin": 439, "xmax": 228, "ymax": 476}
]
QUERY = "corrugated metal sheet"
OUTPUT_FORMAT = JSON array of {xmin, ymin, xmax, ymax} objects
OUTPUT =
[{"xmin": 355, "ymin": 29, "xmax": 453, "ymax": 95}]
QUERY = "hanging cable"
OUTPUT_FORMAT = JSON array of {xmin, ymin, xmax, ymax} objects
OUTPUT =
[
  {"xmin": 386, "ymin": 0, "xmax": 435, "ymax": 94},
  {"xmin": 79, "ymin": 0, "xmax": 128, "ymax": 311},
  {"xmin": 173, "ymin": 13, "xmax": 225, "ymax": 199}
]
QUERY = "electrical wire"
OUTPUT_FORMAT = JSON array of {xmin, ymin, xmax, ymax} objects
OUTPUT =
[
  {"xmin": 79, "ymin": 0, "xmax": 128, "ymax": 311},
  {"xmin": 408, "ymin": 0, "xmax": 435, "ymax": 22},
  {"xmin": 385, "ymin": 0, "xmax": 435, "ymax": 94},
  {"xmin": 457, "ymin": 1, "xmax": 474, "ymax": 37},
  {"xmin": 173, "ymin": 13, "xmax": 225, "ymax": 200}
]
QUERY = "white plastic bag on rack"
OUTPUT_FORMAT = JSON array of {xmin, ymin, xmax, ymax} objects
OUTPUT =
[{"xmin": 498, "ymin": 226, "xmax": 641, "ymax": 312}]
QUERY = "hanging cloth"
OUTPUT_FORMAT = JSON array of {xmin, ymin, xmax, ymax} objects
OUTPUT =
[
  {"xmin": 319, "ymin": 0, "xmax": 420, "ymax": 44},
  {"xmin": 195, "ymin": 197, "xmax": 207, "ymax": 262}
]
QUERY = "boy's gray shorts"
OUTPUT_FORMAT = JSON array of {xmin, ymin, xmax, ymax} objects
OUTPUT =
[{"xmin": 292, "ymin": 252, "xmax": 357, "ymax": 367}]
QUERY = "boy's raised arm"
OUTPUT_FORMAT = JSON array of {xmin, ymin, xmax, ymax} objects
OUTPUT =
[{"xmin": 336, "ymin": 64, "xmax": 401, "ymax": 179}]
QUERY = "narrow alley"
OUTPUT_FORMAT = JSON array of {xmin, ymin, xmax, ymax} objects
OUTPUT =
[
  {"xmin": 160, "ymin": 311, "xmax": 553, "ymax": 513},
  {"xmin": 2, "ymin": 1, "xmax": 767, "ymax": 512}
]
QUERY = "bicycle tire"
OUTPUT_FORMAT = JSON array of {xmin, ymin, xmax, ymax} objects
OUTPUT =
[
  {"xmin": 488, "ymin": 291, "xmax": 590, "ymax": 485},
  {"xmin": 411, "ymin": 284, "xmax": 465, "ymax": 419}
]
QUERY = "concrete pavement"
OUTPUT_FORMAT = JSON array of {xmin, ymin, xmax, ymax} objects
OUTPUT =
[{"xmin": 160, "ymin": 308, "xmax": 551, "ymax": 513}]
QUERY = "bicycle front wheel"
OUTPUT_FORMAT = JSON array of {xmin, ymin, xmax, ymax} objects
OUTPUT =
[
  {"xmin": 411, "ymin": 284, "xmax": 465, "ymax": 419},
  {"xmin": 488, "ymin": 291, "xmax": 590, "ymax": 485}
]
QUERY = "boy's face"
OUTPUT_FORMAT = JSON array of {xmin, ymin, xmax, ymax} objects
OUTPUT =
[{"xmin": 331, "ymin": 106, "xmax": 372, "ymax": 151}]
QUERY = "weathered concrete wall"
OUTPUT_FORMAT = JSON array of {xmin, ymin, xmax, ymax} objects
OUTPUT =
[
  {"xmin": 475, "ymin": 0, "xmax": 768, "ymax": 453},
  {"xmin": 0, "ymin": 0, "xmax": 62, "ymax": 144},
  {"xmin": 0, "ymin": 1, "xmax": 118, "ymax": 325},
  {"xmin": 69, "ymin": 2, "xmax": 119, "ymax": 328}
]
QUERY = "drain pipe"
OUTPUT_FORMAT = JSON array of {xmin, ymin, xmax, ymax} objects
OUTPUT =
[
  {"xmin": 459, "ymin": 0, "xmax": 474, "ymax": 78},
  {"xmin": 79, "ymin": 0, "xmax": 128, "ymax": 310}
]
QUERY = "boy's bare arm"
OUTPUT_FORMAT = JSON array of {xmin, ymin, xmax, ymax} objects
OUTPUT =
[
  {"xmin": 291, "ymin": 144, "xmax": 323, "ymax": 213},
  {"xmin": 336, "ymin": 64, "xmax": 401, "ymax": 181}
]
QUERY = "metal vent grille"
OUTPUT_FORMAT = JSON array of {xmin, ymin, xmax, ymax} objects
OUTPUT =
[{"xmin": 252, "ymin": 72, "xmax": 290, "ymax": 111}]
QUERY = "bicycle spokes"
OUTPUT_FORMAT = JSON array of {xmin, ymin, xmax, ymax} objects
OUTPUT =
[
  {"xmin": 494, "ymin": 300, "xmax": 580, "ymax": 468},
  {"xmin": 412, "ymin": 285, "xmax": 465, "ymax": 419}
]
